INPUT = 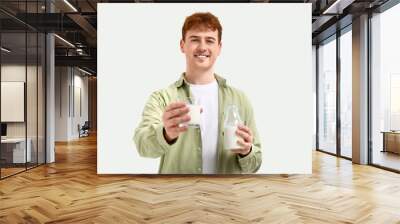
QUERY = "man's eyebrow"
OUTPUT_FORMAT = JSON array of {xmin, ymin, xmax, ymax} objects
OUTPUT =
[{"xmin": 188, "ymin": 36, "xmax": 217, "ymax": 41}]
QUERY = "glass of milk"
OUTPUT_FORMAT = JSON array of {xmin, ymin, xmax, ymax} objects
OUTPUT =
[
  {"xmin": 179, "ymin": 97, "xmax": 201, "ymax": 128},
  {"xmin": 223, "ymin": 104, "xmax": 243, "ymax": 150}
]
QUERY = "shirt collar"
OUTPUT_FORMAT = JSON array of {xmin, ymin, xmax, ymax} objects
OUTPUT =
[{"xmin": 174, "ymin": 72, "xmax": 227, "ymax": 88}]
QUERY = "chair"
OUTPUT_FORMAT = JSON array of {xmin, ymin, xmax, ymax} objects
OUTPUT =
[{"xmin": 79, "ymin": 121, "xmax": 90, "ymax": 138}]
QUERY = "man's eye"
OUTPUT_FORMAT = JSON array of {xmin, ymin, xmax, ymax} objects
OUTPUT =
[
  {"xmin": 207, "ymin": 40, "xmax": 215, "ymax": 44},
  {"xmin": 191, "ymin": 39, "xmax": 199, "ymax": 42}
]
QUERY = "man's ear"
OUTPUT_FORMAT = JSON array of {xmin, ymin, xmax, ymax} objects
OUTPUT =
[{"xmin": 180, "ymin": 39, "xmax": 185, "ymax": 53}]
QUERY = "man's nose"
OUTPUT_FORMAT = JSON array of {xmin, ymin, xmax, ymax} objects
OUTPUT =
[{"xmin": 198, "ymin": 40, "xmax": 207, "ymax": 50}]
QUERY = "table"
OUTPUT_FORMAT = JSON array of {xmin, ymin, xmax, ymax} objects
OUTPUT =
[
  {"xmin": 1, "ymin": 138, "xmax": 32, "ymax": 163},
  {"xmin": 381, "ymin": 131, "xmax": 400, "ymax": 154}
]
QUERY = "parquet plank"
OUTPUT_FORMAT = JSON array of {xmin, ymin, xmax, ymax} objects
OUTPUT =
[{"xmin": 0, "ymin": 134, "xmax": 399, "ymax": 223}]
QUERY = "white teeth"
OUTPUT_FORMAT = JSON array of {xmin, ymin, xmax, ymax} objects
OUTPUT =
[{"xmin": 195, "ymin": 55, "xmax": 208, "ymax": 58}]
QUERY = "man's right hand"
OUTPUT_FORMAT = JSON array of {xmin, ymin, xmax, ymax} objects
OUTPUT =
[{"xmin": 162, "ymin": 102, "xmax": 191, "ymax": 143}]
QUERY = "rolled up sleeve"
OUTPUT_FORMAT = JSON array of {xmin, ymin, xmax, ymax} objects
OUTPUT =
[
  {"xmin": 134, "ymin": 92, "xmax": 172, "ymax": 158},
  {"xmin": 237, "ymin": 94, "xmax": 262, "ymax": 173}
]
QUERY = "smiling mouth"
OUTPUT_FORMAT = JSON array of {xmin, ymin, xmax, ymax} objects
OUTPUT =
[{"xmin": 194, "ymin": 54, "xmax": 210, "ymax": 59}]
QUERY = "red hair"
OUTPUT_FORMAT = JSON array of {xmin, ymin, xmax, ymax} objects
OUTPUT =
[{"xmin": 182, "ymin": 12, "xmax": 222, "ymax": 43}]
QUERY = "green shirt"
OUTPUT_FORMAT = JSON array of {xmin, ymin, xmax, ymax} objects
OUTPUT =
[{"xmin": 133, "ymin": 74, "xmax": 262, "ymax": 174}]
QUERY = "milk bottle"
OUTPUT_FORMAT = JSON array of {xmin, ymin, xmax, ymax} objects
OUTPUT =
[{"xmin": 223, "ymin": 105, "xmax": 243, "ymax": 150}]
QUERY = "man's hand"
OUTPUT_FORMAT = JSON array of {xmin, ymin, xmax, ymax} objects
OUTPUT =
[
  {"xmin": 231, "ymin": 124, "xmax": 253, "ymax": 156},
  {"xmin": 162, "ymin": 102, "xmax": 191, "ymax": 143}
]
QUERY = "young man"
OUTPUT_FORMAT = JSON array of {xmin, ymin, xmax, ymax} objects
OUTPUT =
[{"xmin": 134, "ymin": 12, "xmax": 262, "ymax": 174}]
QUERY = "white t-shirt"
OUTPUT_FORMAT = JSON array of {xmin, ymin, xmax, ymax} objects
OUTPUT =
[{"xmin": 190, "ymin": 81, "xmax": 219, "ymax": 174}]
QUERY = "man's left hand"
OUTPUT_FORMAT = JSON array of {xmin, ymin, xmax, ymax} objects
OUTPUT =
[{"xmin": 231, "ymin": 124, "xmax": 253, "ymax": 157}]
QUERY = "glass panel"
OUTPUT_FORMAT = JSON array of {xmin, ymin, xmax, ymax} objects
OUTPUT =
[
  {"xmin": 1, "ymin": 31, "xmax": 27, "ymax": 177},
  {"xmin": 318, "ymin": 37, "xmax": 337, "ymax": 154},
  {"xmin": 340, "ymin": 29, "xmax": 352, "ymax": 158},
  {"xmin": 312, "ymin": 45, "xmax": 317, "ymax": 150},
  {"xmin": 371, "ymin": 4, "xmax": 400, "ymax": 171},
  {"xmin": 0, "ymin": 1, "xmax": 46, "ymax": 179},
  {"xmin": 27, "ymin": 31, "xmax": 38, "ymax": 169},
  {"xmin": 38, "ymin": 32, "xmax": 45, "ymax": 165},
  {"xmin": 0, "ymin": 2, "xmax": 27, "ymax": 33}
]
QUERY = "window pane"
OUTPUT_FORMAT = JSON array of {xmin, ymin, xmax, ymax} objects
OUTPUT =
[
  {"xmin": 371, "ymin": 3, "xmax": 400, "ymax": 171},
  {"xmin": 340, "ymin": 29, "xmax": 352, "ymax": 158},
  {"xmin": 318, "ymin": 37, "xmax": 337, "ymax": 154},
  {"xmin": 1, "ymin": 31, "xmax": 27, "ymax": 178}
]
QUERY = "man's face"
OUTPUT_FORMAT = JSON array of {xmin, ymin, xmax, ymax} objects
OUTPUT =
[{"xmin": 180, "ymin": 28, "xmax": 222, "ymax": 72}]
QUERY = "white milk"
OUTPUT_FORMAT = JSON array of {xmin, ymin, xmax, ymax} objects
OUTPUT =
[
  {"xmin": 188, "ymin": 104, "xmax": 201, "ymax": 126},
  {"xmin": 224, "ymin": 125, "xmax": 242, "ymax": 150}
]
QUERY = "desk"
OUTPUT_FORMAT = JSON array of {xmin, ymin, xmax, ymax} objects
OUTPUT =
[
  {"xmin": 381, "ymin": 131, "xmax": 400, "ymax": 154},
  {"xmin": 1, "ymin": 138, "xmax": 31, "ymax": 163}
]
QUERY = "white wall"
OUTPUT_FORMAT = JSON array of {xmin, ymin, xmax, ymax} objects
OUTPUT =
[
  {"xmin": 98, "ymin": 3, "xmax": 312, "ymax": 174},
  {"xmin": 55, "ymin": 67, "xmax": 69, "ymax": 141},
  {"xmin": 55, "ymin": 67, "xmax": 89, "ymax": 141},
  {"xmin": 1, "ymin": 65, "xmax": 39, "ymax": 137},
  {"xmin": 76, "ymin": 73, "xmax": 89, "ymax": 123}
]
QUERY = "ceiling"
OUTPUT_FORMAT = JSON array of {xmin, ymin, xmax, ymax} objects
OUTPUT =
[{"xmin": 0, "ymin": 0, "xmax": 393, "ymax": 75}]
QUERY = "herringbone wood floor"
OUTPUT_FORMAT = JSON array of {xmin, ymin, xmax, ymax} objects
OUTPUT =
[{"xmin": 1, "ymin": 134, "xmax": 400, "ymax": 223}]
